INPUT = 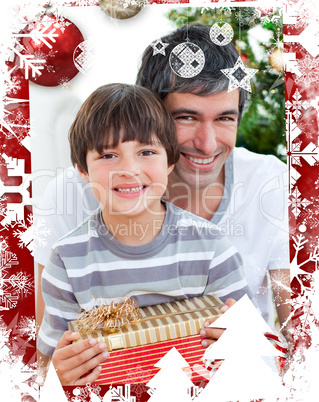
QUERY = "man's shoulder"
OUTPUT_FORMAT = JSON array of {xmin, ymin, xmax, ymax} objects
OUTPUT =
[
  {"xmin": 233, "ymin": 147, "xmax": 286, "ymax": 169},
  {"xmin": 233, "ymin": 147, "xmax": 287, "ymax": 179}
]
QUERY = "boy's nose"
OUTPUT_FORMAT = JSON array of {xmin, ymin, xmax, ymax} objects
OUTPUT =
[{"xmin": 117, "ymin": 156, "xmax": 141, "ymax": 176}]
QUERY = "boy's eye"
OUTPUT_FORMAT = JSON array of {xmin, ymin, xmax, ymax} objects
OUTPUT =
[
  {"xmin": 140, "ymin": 150, "xmax": 156, "ymax": 156},
  {"xmin": 100, "ymin": 153, "xmax": 116, "ymax": 159}
]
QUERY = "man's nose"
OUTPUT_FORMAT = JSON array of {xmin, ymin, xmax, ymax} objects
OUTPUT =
[{"xmin": 193, "ymin": 123, "xmax": 217, "ymax": 155}]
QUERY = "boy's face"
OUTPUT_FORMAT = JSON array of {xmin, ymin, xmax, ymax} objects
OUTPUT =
[{"xmin": 79, "ymin": 137, "xmax": 174, "ymax": 219}]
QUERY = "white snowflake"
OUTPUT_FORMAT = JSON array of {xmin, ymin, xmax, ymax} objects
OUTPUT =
[
  {"xmin": 58, "ymin": 77, "xmax": 72, "ymax": 90},
  {"xmin": 54, "ymin": 16, "xmax": 71, "ymax": 34},
  {"xmin": 17, "ymin": 316, "xmax": 36, "ymax": 342},
  {"xmin": 286, "ymin": 88, "xmax": 311, "ymax": 120},
  {"xmin": 13, "ymin": 214, "xmax": 36, "ymax": 254},
  {"xmin": 295, "ymin": 55, "xmax": 319, "ymax": 88},
  {"xmin": 288, "ymin": 187, "xmax": 312, "ymax": 218},
  {"xmin": 107, "ymin": 384, "xmax": 136, "ymax": 402},
  {"xmin": 0, "ymin": 238, "xmax": 33, "ymax": 310},
  {"xmin": 270, "ymin": 269, "xmax": 291, "ymax": 306},
  {"xmin": 291, "ymin": 233, "xmax": 319, "ymax": 284}
]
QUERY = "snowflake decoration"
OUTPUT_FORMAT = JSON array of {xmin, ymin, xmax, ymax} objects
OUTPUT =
[
  {"xmin": 54, "ymin": 16, "xmax": 71, "ymax": 34},
  {"xmin": 221, "ymin": 56, "xmax": 258, "ymax": 92},
  {"xmin": 124, "ymin": 364, "xmax": 153, "ymax": 384},
  {"xmin": 6, "ymin": 110, "xmax": 30, "ymax": 143},
  {"xmin": 33, "ymin": 48, "xmax": 58, "ymax": 73},
  {"xmin": 296, "ymin": 55, "xmax": 319, "ymax": 88},
  {"xmin": 106, "ymin": 384, "xmax": 136, "ymax": 402},
  {"xmin": 289, "ymin": 187, "xmax": 312, "ymax": 218},
  {"xmin": 13, "ymin": 215, "xmax": 33, "ymax": 253},
  {"xmin": 17, "ymin": 316, "xmax": 36, "ymax": 342},
  {"xmin": 271, "ymin": 270, "xmax": 291, "ymax": 307},
  {"xmin": 286, "ymin": 88, "xmax": 311, "ymax": 120},
  {"xmin": 4, "ymin": 75, "xmax": 21, "ymax": 95},
  {"xmin": 32, "ymin": 216, "xmax": 52, "ymax": 251},
  {"xmin": 58, "ymin": 77, "xmax": 72, "ymax": 90},
  {"xmin": 72, "ymin": 383, "xmax": 101, "ymax": 400},
  {"xmin": 291, "ymin": 233, "xmax": 319, "ymax": 285},
  {"xmin": 0, "ymin": 239, "xmax": 33, "ymax": 309}
]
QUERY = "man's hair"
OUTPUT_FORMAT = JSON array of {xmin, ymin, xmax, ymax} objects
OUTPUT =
[
  {"xmin": 69, "ymin": 83, "xmax": 180, "ymax": 173},
  {"xmin": 136, "ymin": 23, "xmax": 247, "ymax": 124}
]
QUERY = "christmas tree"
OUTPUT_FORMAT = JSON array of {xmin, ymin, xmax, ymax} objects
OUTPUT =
[
  {"xmin": 147, "ymin": 347, "xmax": 194, "ymax": 402},
  {"xmin": 167, "ymin": 6, "xmax": 285, "ymax": 161},
  {"xmin": 196, "ymin": 295, "xmax": 287, "ymax": 401}
]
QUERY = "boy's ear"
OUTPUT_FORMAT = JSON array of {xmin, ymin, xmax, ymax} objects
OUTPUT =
[
  {"xmin": 167, "ymin": 164, "xmax": 175, "ymax": 175},
  {"xmin": 77, "ymin": 166, "xmax": 90, "ymax": 183}
]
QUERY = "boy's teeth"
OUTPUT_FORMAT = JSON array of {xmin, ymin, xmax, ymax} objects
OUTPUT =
[
  {"xmin": 116, "ymin": 186, "xmax": 144, "ymax": 193},
  {"xmin": 186, "ymin": 155, "xmax": 215, "ymax": 164}
]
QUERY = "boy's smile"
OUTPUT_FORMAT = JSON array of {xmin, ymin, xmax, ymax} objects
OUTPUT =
[{"xmin": 78, "ymin": 138, "xmax": 174, "ymax": 224}]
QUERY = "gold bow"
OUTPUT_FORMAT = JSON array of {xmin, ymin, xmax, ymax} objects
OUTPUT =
[{"xmin": 75, "ymin": 298, "xmax": 141, "ymax": 335}]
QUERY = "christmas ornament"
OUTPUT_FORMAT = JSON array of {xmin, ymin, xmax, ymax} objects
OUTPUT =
[
  {"xmin": 151, "ymin": 39, "xmax": 169, "ymax": 56},
  {"xmin": 269, "ymin": 48, "xmax": 284, "ymax": 73},
  {"xmin": 73, "ymin": 40, "xmax": 94, "ymax": 74},
  {"xmin": 210, "ymin": 22, "xmax": 234, "ymax": 46},
  {"xmin": 169, "ymin": 42, "xmax": 205, "ymax": 79},
  {"xmin": 13, "ymin": 14, "xmax": 84, "ymax": 87},
  {"xmin": 99, "ymin": 0, "xmax": 145, "ymax": 20},
  {"xmin": 221, "ymin": 57, "xmax": 258, "ymax": 92}
]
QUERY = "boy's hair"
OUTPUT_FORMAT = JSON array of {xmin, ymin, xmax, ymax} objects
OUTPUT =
[
  {"xmin": 69, "ymin": 83, "xmax": 180, "ymax": 173},
  {"xmin": 136, "ymin": 23, "xmax": 247, "ymax": 125}
]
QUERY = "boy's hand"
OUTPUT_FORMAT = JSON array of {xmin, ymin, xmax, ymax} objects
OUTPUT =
[
  {"xmin": 200, "ymin": 298, "xmax": 236, "ymax": 348},
  {"xmin": 52, "ymin": 331, "xmax": 110, "ymax": 386}
]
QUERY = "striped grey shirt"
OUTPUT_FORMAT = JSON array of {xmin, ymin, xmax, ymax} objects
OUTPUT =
[{"xmin": 37, "ymin": 202, "xmax": 251, "ymax": 356}]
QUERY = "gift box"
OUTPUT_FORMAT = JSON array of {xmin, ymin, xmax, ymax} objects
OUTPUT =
[{"xmin": 68, "ymin": 295, "xmax": 223, "ymax": 384}]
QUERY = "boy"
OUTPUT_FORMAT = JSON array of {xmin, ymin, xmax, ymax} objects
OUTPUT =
[{"xmin": 37, "ymin": 83, "xmax": 252, "ymax": 384}]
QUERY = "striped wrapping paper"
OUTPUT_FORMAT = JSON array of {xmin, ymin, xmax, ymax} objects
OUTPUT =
[{"xmin": 68, "ymin": 295, "xmax": 223, "ymax": 384}]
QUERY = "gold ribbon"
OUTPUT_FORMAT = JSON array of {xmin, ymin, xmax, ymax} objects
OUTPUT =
[{"xmin": 75, "ymin": 298, "xmax": 141, "ymax": 334}]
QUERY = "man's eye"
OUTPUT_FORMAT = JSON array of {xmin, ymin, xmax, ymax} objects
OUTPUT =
[
  {"xmin": 218, "ymin": 116, "xmax": 235, "ymax": 122},
  {"xmin": 176, "ymin": 116, "xmax": 194, "ymax": 121}
]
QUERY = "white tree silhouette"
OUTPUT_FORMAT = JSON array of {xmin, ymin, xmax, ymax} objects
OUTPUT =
[
  {"xmin": 147, "ymin": 347, "xmax": 193, "ymax": 402},
  {"xmin": 196, "ymin": 295, "xmax": 287, "ymax": 402}
]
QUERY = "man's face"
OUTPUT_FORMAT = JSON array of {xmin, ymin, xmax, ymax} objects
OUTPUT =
[{"xmin": 164, "ymin": 90, "xmax": 239, "ymax": 189}]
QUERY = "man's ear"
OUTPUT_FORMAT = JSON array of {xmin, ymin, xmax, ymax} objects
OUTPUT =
[
  {"xmin": 167, "ymin": 164, "xmax": 175, "ymax": 176},
  {"xmin": 77, "ymin": 166, "xmax": 90, "ymax": 183}
]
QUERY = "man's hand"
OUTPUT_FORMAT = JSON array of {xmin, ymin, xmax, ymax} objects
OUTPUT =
[
  {"xmin": 52, "ymin": 331, "xmax": 110, "ymax": 386},
  {"xmin": 200, "ymin": 298, "xmax": 236, "ymax": 348}
]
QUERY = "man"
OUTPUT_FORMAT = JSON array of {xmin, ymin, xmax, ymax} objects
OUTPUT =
[{"xmin": 35, "ymin": 24, "xmax": 290, "ymax": 385}]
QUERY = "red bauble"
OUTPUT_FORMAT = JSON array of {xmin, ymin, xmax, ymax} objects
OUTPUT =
[{"xmin": 14, "ymin": 14, "xmax": 84, "ymax": 87}]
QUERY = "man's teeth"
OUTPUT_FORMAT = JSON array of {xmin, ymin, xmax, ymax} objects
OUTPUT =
[
  {"xmin": 186, "ymin": 155, "xmax": 215, "ymax": 164},
  {"xmin": 116, "ymin": 186, "xmax": 144, "ymax": 193}
]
